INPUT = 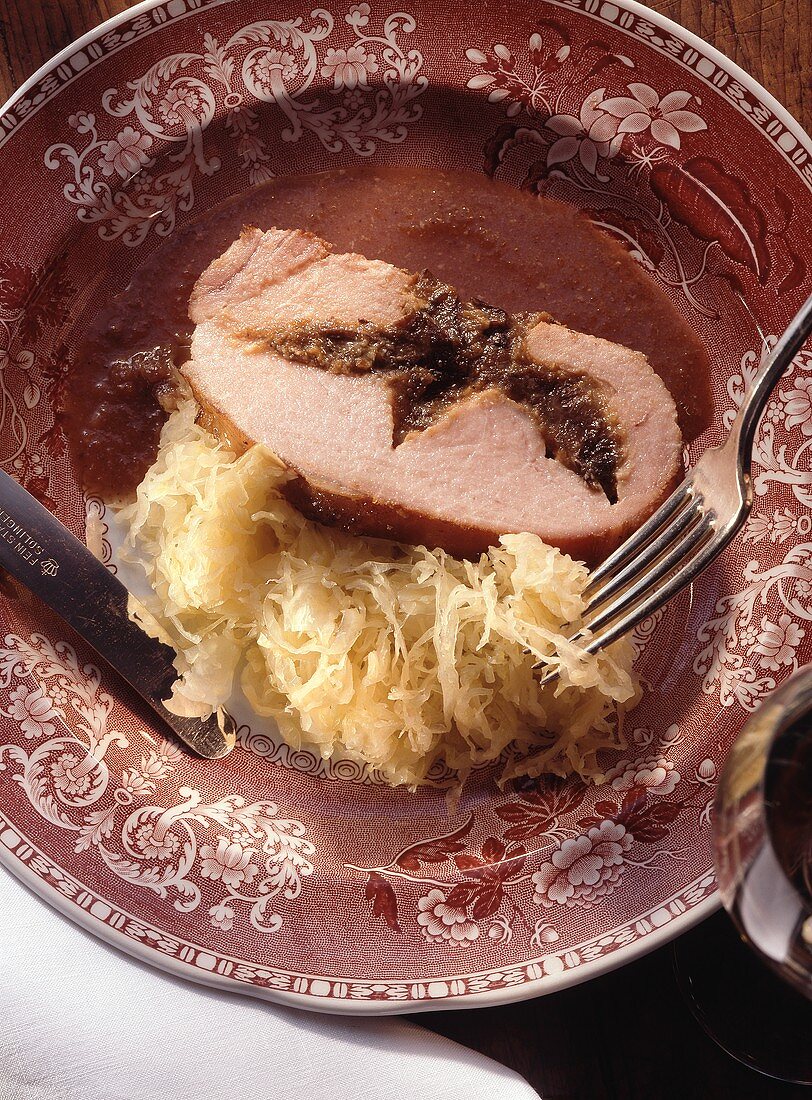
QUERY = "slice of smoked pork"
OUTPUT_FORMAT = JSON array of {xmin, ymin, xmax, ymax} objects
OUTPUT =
[{"xmin": 184, "ymin": 227, "xmax": 683, "ymax": 565}]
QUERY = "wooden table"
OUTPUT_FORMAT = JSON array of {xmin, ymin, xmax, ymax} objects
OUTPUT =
[{"xmin": 1, "ymin": 2, "xmax": 810, "ymax": 1098}]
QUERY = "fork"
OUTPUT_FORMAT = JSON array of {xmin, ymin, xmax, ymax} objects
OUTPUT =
[{"xmin": 538, "ymin": 291, "xmax": 812, "ymax": 685}]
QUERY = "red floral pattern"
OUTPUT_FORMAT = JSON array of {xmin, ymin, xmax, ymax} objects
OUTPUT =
[
  {"xmin": 0, "ymin": 0, "xmax": 810, "ymax": 1012},
  {"xmin": 531, "ymin": 822, "xmax": 633, "ymax": 908}
]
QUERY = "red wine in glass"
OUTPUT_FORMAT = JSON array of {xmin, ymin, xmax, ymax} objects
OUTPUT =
[{"xmin": 675, "ymin": 666, "xmax": 812, "ymax": 1084}]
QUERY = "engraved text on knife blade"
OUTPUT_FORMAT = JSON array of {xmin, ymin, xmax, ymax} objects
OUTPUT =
[{"xmin": 0, "ymin": 507, "xmax": 60, "ymax": 575}]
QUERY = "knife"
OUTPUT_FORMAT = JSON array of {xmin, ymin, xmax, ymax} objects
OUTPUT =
[{"xmin": 0, "ymin": 469, "xmax": 235, "ymax": 760}]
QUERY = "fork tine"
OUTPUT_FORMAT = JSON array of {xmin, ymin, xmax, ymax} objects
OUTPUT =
[
  {"xmin": 577, "ymin": 522, "xmax": 723, "ymax": 655},
  {"xmin": 579, "ymin": 511, "xmax": 714, "ymax": 637},
  {"xmin": 584, "ymin": 494, "xmax": 703, "ymax": 618},
  {"xmin": 536, "ymin": 519, "xmax": 723, "ymax": 688},
  {"xmin": 584, "ymin": 481, "xmax": 693, "ymax": 595}
]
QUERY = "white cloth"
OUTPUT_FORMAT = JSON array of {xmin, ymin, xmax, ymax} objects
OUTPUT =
[{"xmin": 0, "ymin": 868, "xmax": 540, "ymax": 1100}]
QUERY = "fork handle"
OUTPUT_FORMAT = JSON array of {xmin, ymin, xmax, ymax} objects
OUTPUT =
[{"xmin": 733, "ymin": 290, "xmax": 812, "ymax": 467}]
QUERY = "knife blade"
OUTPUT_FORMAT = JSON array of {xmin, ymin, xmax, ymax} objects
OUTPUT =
[{"xmin": 0, "ymin": 469, "xmax": 235, "ymax": 760}]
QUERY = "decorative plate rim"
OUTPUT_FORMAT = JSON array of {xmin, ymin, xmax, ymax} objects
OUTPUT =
[
  {"xmin": 3, "ymin": 0, "xmax": 812, "ymax": 157},
  {"xmin": 0, "ymin": 821, "xmax": 721, "ymax": 1013},
  {"xmin": 0, "ymin": 0, "xmax": 807, "ymax": 1014}
]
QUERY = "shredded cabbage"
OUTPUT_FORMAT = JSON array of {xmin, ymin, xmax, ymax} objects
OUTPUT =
[{"xmin": 117, "ymin": 401, "xmax": 639, "ymax": 787}]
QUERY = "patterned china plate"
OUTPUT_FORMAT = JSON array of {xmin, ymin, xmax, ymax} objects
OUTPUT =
[{"xmin": 1, "ymin": 0, "xmax": 811, "ymax": 1013}]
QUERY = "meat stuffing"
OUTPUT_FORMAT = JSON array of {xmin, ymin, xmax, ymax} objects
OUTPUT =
[{"xmin": 183, "ymin": 227, "xmax": 683, "ymax": 564}]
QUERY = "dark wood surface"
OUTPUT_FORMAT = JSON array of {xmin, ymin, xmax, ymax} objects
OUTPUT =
[{"xmin": 1, "ymin": 2, "xmax": 810, "ymax": 1098}]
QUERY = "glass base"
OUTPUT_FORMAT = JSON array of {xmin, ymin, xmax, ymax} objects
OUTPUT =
[{"xmin": 673, "ymin": 912, "xmax": 812, "ymax": 1086}]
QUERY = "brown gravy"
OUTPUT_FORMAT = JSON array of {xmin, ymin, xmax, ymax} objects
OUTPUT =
[{"xmin": 64, "ymin": 166, "xmax": 712, "ymax": 500}]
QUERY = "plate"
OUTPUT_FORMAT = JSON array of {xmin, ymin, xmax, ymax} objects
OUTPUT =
[{"xmin": 1, "ymin": 0, "xmax": 811, "ymax": 1014}]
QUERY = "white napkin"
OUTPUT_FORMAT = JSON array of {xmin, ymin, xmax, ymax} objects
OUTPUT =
[{"xmin": 0, "ymin": 867, "xmax": 540, "ymax": 1100}]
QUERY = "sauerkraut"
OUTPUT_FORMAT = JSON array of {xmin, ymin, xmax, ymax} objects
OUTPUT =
[{"xmin": 117, "ymin": 401, "xmax": 639, "ymax": 786}]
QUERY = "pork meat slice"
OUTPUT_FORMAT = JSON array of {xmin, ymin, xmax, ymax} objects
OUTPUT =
[{"xmin": 184, "ymin": 227, "xmax": 682, "ymax": 565}]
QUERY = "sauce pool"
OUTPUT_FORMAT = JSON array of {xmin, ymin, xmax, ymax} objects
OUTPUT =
[{"xmin": 64, "ymin": 166, "xmax": 713, "ymax": 500}]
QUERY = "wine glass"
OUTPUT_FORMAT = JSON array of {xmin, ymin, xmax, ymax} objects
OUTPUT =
[{"xmin": 674, "ymin": 664, "xmax": 812, "ymax": 1084}]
